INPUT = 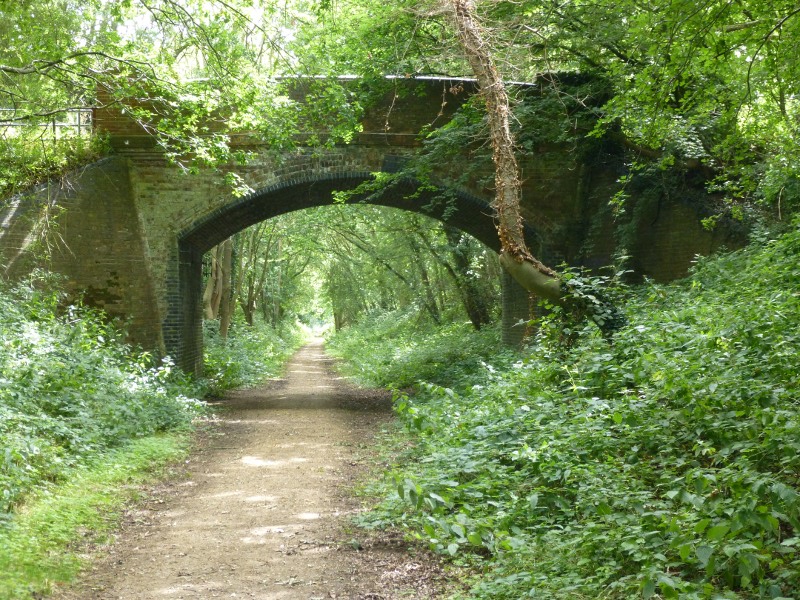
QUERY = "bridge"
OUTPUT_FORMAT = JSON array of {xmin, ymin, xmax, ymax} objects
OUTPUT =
[{"xmin": 0, "ymin": 77, "xmax": 740, "ymax": 373}]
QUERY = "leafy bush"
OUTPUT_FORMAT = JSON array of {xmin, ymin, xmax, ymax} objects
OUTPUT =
[
  {"xmin": 0, "ymin": 130, "xmax": 109, "ymax": 202},
  {"xmin": 326, "ymin": 308, "xmax": 509, "ymax": 390},
  {"xmin": 202, "ymin": 317, "xmax": 305, "ymax": 396},
  {"xmin": 0, "ymin": 273, "xmax": 205, "ymax": 517},
  {"xmin": 339, "ymin": 223, "xmax": 800, "ymax": 599}
]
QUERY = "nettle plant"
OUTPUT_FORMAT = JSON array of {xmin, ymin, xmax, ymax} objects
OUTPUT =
[
  {"xmin": 347, "ymin": 221, "xmax": 800, "ymax": 599},
  {"xmin": 535, "ymin": 263, "xmax": 630, "ymax": 347}
]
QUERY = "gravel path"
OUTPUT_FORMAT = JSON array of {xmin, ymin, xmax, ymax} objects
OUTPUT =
[{"xmin": 52, "ymin": 340, "xmax": 446, "ymax": 600}]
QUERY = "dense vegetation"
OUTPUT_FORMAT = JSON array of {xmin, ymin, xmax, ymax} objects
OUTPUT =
[
  {"xmin": 3, "ymin": 0, "xmax": 798, "ymax": 215},
  {"xmin": 2, "ymin": 1, "xmax": 800, "ymax": 598},
  {"xmin": 0, "ymin": 273, "xmax": 205, "ymax": 516},
  {"xmin": 328, "ymin": 311, "xmax": 508, "ymax": 391},
  {"xmin": 203, "ymin": 317, "xmax": 305, "ymax": 395},
  {"xmin": 0, "ymin": 269, "xmax": 302, "ymax": 597},
  {"xmin": 0, "ymin": 132, "xmax": 108, "ymax": 204},
  {"xmin": 0, "ymin": 273, "xmax": 204, "ymax": 596},
  {"xmin": 331, "ymin": 221, "xmax": 800, "ymax": 599}
]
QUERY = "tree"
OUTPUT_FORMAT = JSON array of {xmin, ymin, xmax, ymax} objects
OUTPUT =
[
  {"xmin": 447, "ymin": 0, "xmax": 559, "ymax": 296},
  {"xmin": 0, "ymin": 0, "xmax": 365, "ymax": 179},
  {"xmin": 202, "ymin": 242, "xmax": 225, "ymax": 320},
  {"xmin": 10, "ymin": 0, "xmax": 799, "ymax": 336},
  {"xmin": 446, "ymin": 0, "xmax": 625, "ymax": 336},
  {"xmin": 441, "ymin": 226, "xmax": 492, "ymax": 329},
  {"xmin": 222, "ymin": 205, "xmax": 500, "ymax": 332},
  {"xmin": 217, "ymin": 238, "xmax": 234, "ymax": 338},
  {"xmin": 459, "ymin": 0, "xmax": 800, "ymax": 212},
  {"xmin": 234, "ymin": 221, "xmax": 280, "ymax": 326}
]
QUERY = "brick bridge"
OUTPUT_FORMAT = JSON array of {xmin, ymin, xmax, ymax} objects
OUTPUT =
[{"xmin": 0, "ymin": 78, "xmax": 738, "ymax": 373}]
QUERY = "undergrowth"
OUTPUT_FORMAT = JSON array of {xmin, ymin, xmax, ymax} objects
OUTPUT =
[
  {"xmin": 326, "ymin": 310, "xmax": 508, "ymax": 390},
  {"xmin": 0, "ymin": 434, "xmax": 190, "ymax": 599},
  {"xmin": 202, "ymin": 317, "xmax": 306, "ymax": 396},
  {"xmin": 0, "ymin": 272, "xmax": 208, "ymax": 598},
  {"xmin": 333, "ymin": 222, "xmax": 800, "ymax": 599},
  {"xmin": 0, "ymin": 272, "xmax": 206, "ymax": 517}
]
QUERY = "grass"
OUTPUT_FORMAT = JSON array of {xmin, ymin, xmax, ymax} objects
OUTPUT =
[{"xmin": 0, "ymin": 433, "xmax": 192, "ymax": 599}]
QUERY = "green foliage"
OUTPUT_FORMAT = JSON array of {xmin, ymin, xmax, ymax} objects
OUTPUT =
[
  {"xmin": 0, "ymin": 273, "xmax": 206, "ymax": 516},
  {"xmin": 0, "ymin": 1, "xmax": 368, "ymax": 181},
  {"xmin": 304, "ymin": 0, "xmax": 800, "ymax": 220},
  {"xmin": 411, "ymin": 75, "xmax": 611, "ymax": 197},
  {"xmin": 327, "ymin": 307, "xmax": 508, "ymax": 391},
  {"xmin": 340, "ymin": 222, "xmax": 800, "ymax": 598},
  {"xmin": 294, "ymin": 0, "xmax": 456, "ymax": 78},
  {"xmin": 0, "ymin": 434, "xmax": 191, "ymax": 599},
  {"xmin": 0, "ymin": 130, "xmax": 109, "ymax": 202},
  {"xmin": 202, "ymin": 317, "xmax": 306, "ymax": 396},
  {"xmin": 547, "ymin": 263, "xmax": 630, "ymax": 342},
  {"xmin": 229, "ymin": 205, "xmax": 500, "ymax": 336}
]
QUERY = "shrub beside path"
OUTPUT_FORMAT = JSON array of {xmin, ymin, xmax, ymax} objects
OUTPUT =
[{"xmin": 52, "ymin": 339, "xmax": 445, "ymax": 600}]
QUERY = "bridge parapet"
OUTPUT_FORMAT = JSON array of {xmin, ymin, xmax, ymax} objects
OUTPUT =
[
  {"xmin": 1, "ymin": 77, "xmax": 745, "ymax": 372},
  {"xmin": 93, "ymin": 77, "xmax": 480, "ymax": 152}
]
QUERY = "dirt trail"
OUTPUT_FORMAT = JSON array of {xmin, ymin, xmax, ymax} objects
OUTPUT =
[{"xmin": 54, "ymin": 340, "xmax": 444, "ymax": 600}]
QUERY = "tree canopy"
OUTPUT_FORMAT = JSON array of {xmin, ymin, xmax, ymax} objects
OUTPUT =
[
  {"xmin": 3, "ymin": 0, "xmax": 798, "ymax": 209},
  {"xmin": 296, "ymin": 0, "xmax": 800, "ymax": 212}
]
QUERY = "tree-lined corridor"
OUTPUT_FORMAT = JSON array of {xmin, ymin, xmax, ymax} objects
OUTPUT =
[{"xmin": 2, "ymin": 0, "xmax": 800, "ymax": 598}]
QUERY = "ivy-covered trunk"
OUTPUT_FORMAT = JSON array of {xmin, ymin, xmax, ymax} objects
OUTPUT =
[
  {"xmin": 448, "ymin": 0, "xmax": 562, "ymax": 304},
  {"xmin": 449, "ymin": 0, "xmax": 624, "ymax": 338}
]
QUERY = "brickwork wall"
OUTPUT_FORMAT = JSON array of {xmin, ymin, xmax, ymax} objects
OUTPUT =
[
  {"xmin": 1, "ymin": 78, "xmax": 747, "ymax": 373},
  {"xmin": 121, "ymin": 142, "xmax": 514, "ymax": 369},
  {"xmin": 0, "ymin": 157, "xmax": 163, "ymax": 351}
]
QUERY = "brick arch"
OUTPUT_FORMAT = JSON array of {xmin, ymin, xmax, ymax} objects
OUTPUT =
[
  {"xmin": 168, "ymin": 172, "xmax": 542, "ymax": 373},
  {"xmin": 0, "ymin": 76, "xmax": 743, "ymax": 375}
]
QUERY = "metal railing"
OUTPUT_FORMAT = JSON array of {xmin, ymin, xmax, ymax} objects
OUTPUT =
[{"xmin": 0, "ymin": 108, "xmax": 93, "ymax": 138}]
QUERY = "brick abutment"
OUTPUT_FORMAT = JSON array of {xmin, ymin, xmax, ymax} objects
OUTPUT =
[{"xmin": 0, "ymin": 78, "xmax": 742, "ymax": 373}]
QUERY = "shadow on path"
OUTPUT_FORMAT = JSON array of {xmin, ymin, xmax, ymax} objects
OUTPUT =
[{"xmin": 52, "ymin": 340, "xmax": 445, "ymax": 600}]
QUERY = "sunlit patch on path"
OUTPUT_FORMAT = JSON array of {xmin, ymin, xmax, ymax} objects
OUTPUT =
[
  {"xmin": 241, "ymin": 455, "xmax": 309, "ymax": 467},
  {"xmin": 51, "ymin": 339, "xmax": 445, "ymax": 599}
]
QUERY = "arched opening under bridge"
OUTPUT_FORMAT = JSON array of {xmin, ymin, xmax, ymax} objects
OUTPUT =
[{"xmin": 170, "ymin": 173, "xmax": 541, "ymax": 373}]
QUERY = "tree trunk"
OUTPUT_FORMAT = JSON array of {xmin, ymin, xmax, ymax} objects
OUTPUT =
[
  {"xmin": 448, "ymin": 0, "xmax": 624, "ymax": 337},
  {"xmin": 203, "ymin": 245, "xmax": 226, "ymax": 320},
  {"xmin": 239, "ymin": 292, "xmax": 255, "ymax": 326},
  {"xmin": 272, "ymin": 238, "xmax": 282, "ymax": 327},
  {"xmin": 218, "ymin": 238, "xmax": 234, "ymax": 339},
  {"xmin": 502, "ymin": 270, "xmax": 532, "ymax": 347},
  {"xmin": 407, "ymin": 235, "xmax": 442, "ymax": 325},
  {"xmin": 202, "ymin": 249, "xmax": 219, "ymax": 320},
  {"xmin": 443, "ymin": 226, "xmax": 492, "ymax": 329},
  {"xmin": 448, "ymin": 0, "xmax": 561, "ymax": 302}
]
